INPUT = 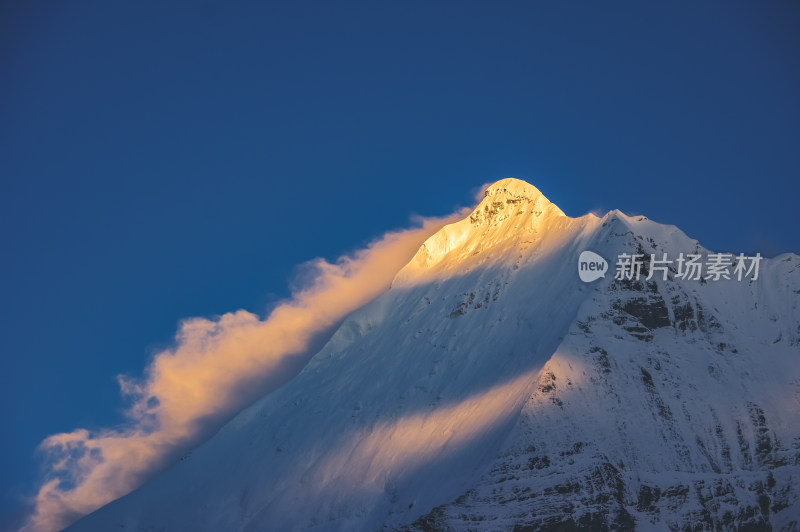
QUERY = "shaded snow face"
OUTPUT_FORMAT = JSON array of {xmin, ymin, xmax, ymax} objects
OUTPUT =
[{"xmin": 64, "ymin": 178, "xmax": 800, "ymax": 532}]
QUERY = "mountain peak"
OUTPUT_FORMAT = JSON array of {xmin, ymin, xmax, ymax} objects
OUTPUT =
[
  {"xmin": 393, "ymin": 179, "xmax": 569, "ymax": 285},
  {"xmin": 482, "ymin": 178, "xmax": 547, "ymax": 202},
  {"xmin": 471, "ymin": 178, "xmax": 565, "ymax": 226}
]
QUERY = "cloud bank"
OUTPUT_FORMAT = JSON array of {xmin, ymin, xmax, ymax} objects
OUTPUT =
[{"xmin": 22, "ymin": 210, "xmax": 466, "ymax": 532}]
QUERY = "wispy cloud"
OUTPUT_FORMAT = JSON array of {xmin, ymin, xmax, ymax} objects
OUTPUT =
[{"xmin": 22, "ymin": 210, "xmax": 467, "ymax": 532}]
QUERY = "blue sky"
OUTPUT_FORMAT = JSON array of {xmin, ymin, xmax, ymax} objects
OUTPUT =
[{"xmin": 1, "ymin": 1, "xmax": 798, "ymax": 529}]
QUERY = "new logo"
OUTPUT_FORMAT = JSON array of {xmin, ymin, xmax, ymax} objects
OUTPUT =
[{"xmin": 578, "ymin": 251, "xmax": 608, "ymax": 283}]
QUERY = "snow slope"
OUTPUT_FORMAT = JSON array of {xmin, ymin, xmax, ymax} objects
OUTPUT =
[{"xmin": 65, "ymin": 179, "xmax": 800, "ymax": 531}]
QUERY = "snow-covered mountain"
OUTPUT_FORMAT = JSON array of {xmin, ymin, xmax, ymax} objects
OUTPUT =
[{"xmin": 65, "ymin": 179, "xmax": 800, "ymax": 531}]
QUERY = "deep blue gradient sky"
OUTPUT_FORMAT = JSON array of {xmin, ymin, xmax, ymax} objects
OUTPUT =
[{"xmin": 1, "ymin": 1, "xmax": 798, "ymax": 528}]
